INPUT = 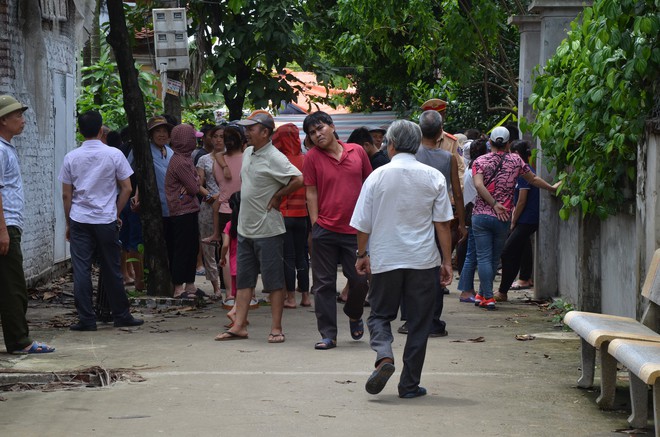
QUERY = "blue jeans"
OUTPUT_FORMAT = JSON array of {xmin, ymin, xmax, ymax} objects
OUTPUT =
[
  {"xmin": 471, "ymin": 214, "xmax": 510, "ymax": 298},
  {"xmin": 457, "ymin": 227, "xmax": 476, "ymax": 292}
]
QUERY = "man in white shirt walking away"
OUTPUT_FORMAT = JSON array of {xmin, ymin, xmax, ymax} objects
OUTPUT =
[{"xmin": 351, "ymin": 120, "xmax": 454, "ymax": 398}]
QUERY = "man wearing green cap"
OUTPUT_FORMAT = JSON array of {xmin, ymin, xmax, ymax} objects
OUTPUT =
[{"xmin": 0, "ymin": 95, "xmax": 55, "ymax": 354}]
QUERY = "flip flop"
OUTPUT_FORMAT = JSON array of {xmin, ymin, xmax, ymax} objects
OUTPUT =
[
  {"xmin": 300, "ymin": 302, "xmax": 312, "ymax": 307},
  {"xmin": 268, "ymin": 333, "xmax": 286, "ymax": 343},
  {"xmin": 314, "ymin": 338, "xmax": 336, "ymax": 350},
  {"xmin": 350, "ymin": 318, "xmax": 364, "ymax": 340},
  {"xmin": 510, "ymin": 282, "xmax": 532, "ymax": 290},
  {"xmin": 176, "ymin": 291, "xmax": 196, "ymax": 300},
  {"xmin": 214, "ymin": 331, "xmax": 248, "ymax": 341},
  {"xmin": 12, "ymin": 341, "xmax": 55, "ymax": 355},
  {"xmin": 195, "ymin": 288, "xmax": 209, "ymax": 298}
]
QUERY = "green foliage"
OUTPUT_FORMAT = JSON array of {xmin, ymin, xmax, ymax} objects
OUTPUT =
[
  {"xmin": 547, "ymin": 298, "xmax": 575, "ymax": 331},
  {"xmin": 180, "ymin": 70, "xmax": 222, "ymax": 126},
  {"xmin": 187, "ymin": 0, "xmax": 330, "ymax": 120},
  {"xmin": 77, "ymin": 42, "xmax": 162, "ymax": 131},
  {"xmin": 407, "ymin": 78, "xmax": 513, "ymax": 132},
  {"xmin": 529, "ymin": 0, "xmax": 659, "ymax": 219},
  {"xmin": 302, "ymin": 0, "xmax": 524, "ymax": 127}
]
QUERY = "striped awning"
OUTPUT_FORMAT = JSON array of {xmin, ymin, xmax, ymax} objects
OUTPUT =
[{"xmin": 274, "ymin": 111, "xmax": 398, "ymax": 143}]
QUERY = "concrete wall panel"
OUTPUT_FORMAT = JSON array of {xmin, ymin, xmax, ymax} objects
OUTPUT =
[
  {"xmin": 557, "ymin": 215, "xmax": 579, "ymax": 304},
  {"xmin": 601, "ymin": 215, "xmax": 638, "ymax": 317}
]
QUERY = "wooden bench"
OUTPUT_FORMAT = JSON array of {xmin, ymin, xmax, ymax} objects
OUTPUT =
[{"xmin": 563, "ymin": 248, "xmax": 660, "ymax": 431}]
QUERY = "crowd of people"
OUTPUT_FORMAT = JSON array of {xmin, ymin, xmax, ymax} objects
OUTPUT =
[{"xmin": 0, "ymin": 93, "xmax": 559, "ymax": 398}]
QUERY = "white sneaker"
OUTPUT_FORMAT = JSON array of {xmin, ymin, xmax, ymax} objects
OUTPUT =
[{"xmin": 249, "ymin": 298, "xmax": 259, "ymax": 309}]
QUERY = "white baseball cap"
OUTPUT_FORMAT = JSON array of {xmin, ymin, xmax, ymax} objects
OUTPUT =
[{"xmin": 490, "ymin": 126, "xmax": 510, "ymax": 143}]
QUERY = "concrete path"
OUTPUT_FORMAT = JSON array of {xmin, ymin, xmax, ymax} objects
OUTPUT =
[{"xmin": 0, "ymin": 275, "xmax": 639, "ymax": 436}]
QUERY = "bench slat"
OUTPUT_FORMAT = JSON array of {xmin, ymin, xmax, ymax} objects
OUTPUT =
[
  {"xmin": 609, "ymin": 339, "xmax": 660, "ymax": 384},
  {"xmin": 564, "ymin": 311, "xmax": 660, "ymax": 347}
]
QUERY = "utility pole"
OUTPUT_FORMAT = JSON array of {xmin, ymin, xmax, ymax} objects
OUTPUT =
[{"xmin": 154, "ymin": 1, "xmax": 187, "ymax": 123}]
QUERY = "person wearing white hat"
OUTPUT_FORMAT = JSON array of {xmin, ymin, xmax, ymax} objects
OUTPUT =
[
  {"xmin": 470, "ymin": 125, "xmax": 560, "ymax": 310},
  {"xmin": 0, "ymin": 95, "xmax": 55, "ymax": 353}
]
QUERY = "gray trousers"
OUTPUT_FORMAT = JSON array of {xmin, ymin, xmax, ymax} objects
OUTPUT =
[
  {"xmin": 70, "ymin": 220, "xmax": 131, "ymax": 325},
  {"xmin": 367, "ymin": 267, "xmax": 437, "ymax": 395},
  {"xmin": 311, "ymin": 224, "xmax": 368, "ymax": 341}
]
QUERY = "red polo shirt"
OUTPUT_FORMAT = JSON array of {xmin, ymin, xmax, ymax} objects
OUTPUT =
[{"xmin": 303, "ymin": 141, "xmax": 372, "ymax": 234}]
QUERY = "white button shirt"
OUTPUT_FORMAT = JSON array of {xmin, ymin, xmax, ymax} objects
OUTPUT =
[
  {"xmin": 58, "ymin": 139, "xmax": 133, "ymax": 224},
  {"xmin": 350, "ymin": 152, "xmax": 454, "ymax": 274}
]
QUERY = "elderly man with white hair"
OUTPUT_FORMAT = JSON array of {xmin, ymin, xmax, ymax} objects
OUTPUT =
[{"xmin": 350, "ymin": 119, "xmax": 454, "ymax": 399}]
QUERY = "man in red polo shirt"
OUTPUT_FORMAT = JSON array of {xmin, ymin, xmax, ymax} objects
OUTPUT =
[{"xmin": 303, "ymin": 111, "xmax": 372, "ymax": 350}]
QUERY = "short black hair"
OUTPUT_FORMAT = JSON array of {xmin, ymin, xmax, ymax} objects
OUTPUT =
[
  {"xmin": 302, "ymin": 111, "xmax": 334, "ymax": 135},
  {"xmin": 468, "ymin": 138, "xmax": 488, "ymax": 168},
  {"xmin": 510, "ymin": 140, "xmax": 532, "ymax": 163},
  {"xmin": 224, "ymin": 125, "xmax": 244, "ymax": 153},
  {"xmin": 346, "ymin": 127, "xmax": 373, "ymax": 147},
  {"xmin": 78, "ymin": 111, "xmax": 103, "ymax": 138},
  {"xmin": 465, "ymin": 128, "xmax": 481, "ymax": 140},
  {"xmin": 504, "ymin": 122, "xmax": 520, "ymax": 142},
  {"xmin": 106, "ymin": 130, "xmax": 122, "ymax": 148},
  {"xmin": 200, "ymin": 123, "xmax": 215, "ymax": 136}
]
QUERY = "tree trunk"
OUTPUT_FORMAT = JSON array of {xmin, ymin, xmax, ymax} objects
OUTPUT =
[
  {"xmin": 92, "ymin": 0, "xmax": 102, "ymax": 106},
  {"xmin": 106, "ymin": 0, "xmax": 173, "ymax": 297},
  {"xmin": 225, "ymin": 64, "xmax": 251, "ymax": 121}
]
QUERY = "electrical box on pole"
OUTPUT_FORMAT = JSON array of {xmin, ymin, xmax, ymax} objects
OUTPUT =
[{"xmin": 152, "ymin": 8, "xmax": 189, "ymax": 72}]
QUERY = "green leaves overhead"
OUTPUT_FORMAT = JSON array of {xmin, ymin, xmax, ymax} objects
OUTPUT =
[
  {"xmin": 302, "ymin": 0, "xmax": 525, "ymax": 128},
  {"xmin": 78, "ymin": 43, "xmax": 162, "ymax": 131},
  {"xmin": 188, "ymin": 0, "xmax": 321, "ymax": 120},
  {"xmin": 530, "ymin": 0, "xmax": 659, "ymax": 220}
]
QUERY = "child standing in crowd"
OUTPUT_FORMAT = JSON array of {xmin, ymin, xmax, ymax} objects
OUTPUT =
[{"xmin": 218, "ymin": 191, "xmax": 241, "ymax": 332}]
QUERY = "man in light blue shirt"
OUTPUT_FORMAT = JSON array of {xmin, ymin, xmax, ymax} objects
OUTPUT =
[{"xmin": 0, "ymin": 95, "xmax": 54, "ymax": 354}]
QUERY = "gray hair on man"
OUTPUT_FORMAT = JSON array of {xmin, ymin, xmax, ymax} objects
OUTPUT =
[
  {"xmin": 385, "ymin": 120, "xmax": 422, "ymax": 154},
  {"xmin": 418, "ymin": 110, "xmax": 443, "ymax": 140}
]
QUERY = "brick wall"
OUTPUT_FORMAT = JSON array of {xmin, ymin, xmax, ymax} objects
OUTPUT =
[
  {"xmin": 0, "ymin": 1, "xmax": 15, "ymax": 88},
  {"xmin": 1, "ymin": 0, "xmax": 78, "ymax": 285}
]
